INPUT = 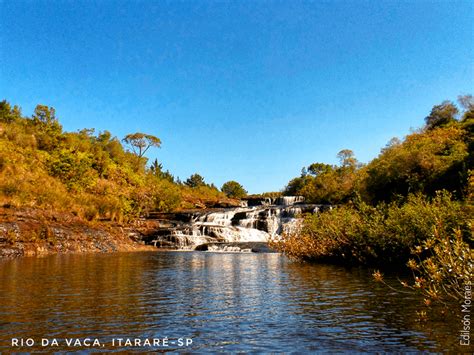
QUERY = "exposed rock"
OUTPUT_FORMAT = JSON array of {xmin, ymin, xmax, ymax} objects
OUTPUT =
[
  {"xmin": 0, "ymin": 207, "xmax": 155, "ymax": 259},
  {"xmin": 194, "ymin": 242, "xmax": 276, "ymax": 253},
  {"xmin": 206, "ymin": 199, "xmax": 241, "ymax": 208}
]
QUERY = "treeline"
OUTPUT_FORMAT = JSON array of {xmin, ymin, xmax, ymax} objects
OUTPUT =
[
  {"xmin": 0, "ymin": 101, "xmax": 246, "ymax": 221},
  {"xmin": 274, "ymin": 95, "xmax": 473, "ymax": 302},
  {"xmin": 283, "ymin": 96, "xmax": 473, "ymax": 204}
]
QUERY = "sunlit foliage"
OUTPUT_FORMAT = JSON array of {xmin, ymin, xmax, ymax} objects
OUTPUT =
[
  {"xmin": 221, "ymin": 180, "xmax": 247, "ymax": 198},
  {"xmin": 284, "ymin": 96, "xmax": 472, "ymax": 204},
  {"xmin": 277, "ymin": 96, "xmax": 473, "ymax": 302},
  {"xmin": 0, "ymin": 101, "xmax": 230, "ymax": 220}
]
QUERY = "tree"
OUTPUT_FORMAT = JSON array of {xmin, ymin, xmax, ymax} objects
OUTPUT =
[
  {"xmin": 284, "ymin": 176, "xmax": 306, "ymax": 196},
  {"xmin": 425, "ymin": 101, "xmax": 458, "ymax": 130},
  {"xmin": 284, "ymin": 150, "xmax": 359, "ymax": 204},
  {"xmin": 185, "ymin": 173, "xmax": 206, "ymax": 188},
  {"xmin": 150, "ymin": 159, "xmax": 174, "ymax": 182},
  {"xmin": 32, "ymin": 104, "xmax": 58, "ymax": 125},
  {"xmin": 0, "ymin": 100, "xmax": 21, "ymax": 123},
  {"xmin": 122, "ymin": 132, "xmax": 161, "ymax": 158},
  {"xmin": 458, "ymin": 95, "xmax": 474, "ymax": 132},
  {"xmin": 150, "ymin": 159, "xmax": 163, "ymax": 175},
  {"xmin": 458, "ymin": 94, "xmax": 474, "ymax": 112},
  {"xmin": 31, "ymin": 104, "xmax": 62, "ymax": 150},
  {"xmin": 337, "ymin": 149, "xmax": 357, "ymax": 168},
  {"xmin": 97, "ymin": 131, "xmax": 125, "ymax": 162},
  {"xmin": 364, "ymin": 126, "xmax": 468, "ymax": 202},
  {"xmin": 221, "ymin": 180, "xmax": 247, "ymax": 198},
  {"xmin": 381, "ymin": 137, "xmax": 402, "ymax": 153},
  {"xmin": 307, "ymin": 163, "xmax": 334, "ymax": 177}
]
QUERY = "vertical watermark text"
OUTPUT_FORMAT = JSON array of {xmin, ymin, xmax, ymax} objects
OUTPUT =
[{"xmin": 460, "ymin": 280, "xmax": 471, "ymax": 346}]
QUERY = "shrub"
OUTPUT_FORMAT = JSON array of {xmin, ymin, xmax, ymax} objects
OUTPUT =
[
  {"xmin": 273, "ymin": 191, "xmax": 470, "ymax": 268},
  {"xmin": 406, "ymin": 225, "xmax": 473, "ymax": 301}
]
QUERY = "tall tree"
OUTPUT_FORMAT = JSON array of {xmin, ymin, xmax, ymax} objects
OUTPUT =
[
  {"xmin": 122, "ymin": 132, "xmax": 161, "ymax": 158},
  {"xmin": 337, "ymin": 149, "xmax": 357, "ymax": 168}
]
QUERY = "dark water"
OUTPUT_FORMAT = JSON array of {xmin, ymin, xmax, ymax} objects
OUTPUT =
[{"xmin": 0, "ymin": 251, "xmax": 469, "ymax": 352}]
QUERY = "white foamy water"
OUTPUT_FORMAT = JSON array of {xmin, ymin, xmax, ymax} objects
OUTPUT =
[{"xmin": 151, "ymin": 197, "xmax": 319, "ymax": 249}]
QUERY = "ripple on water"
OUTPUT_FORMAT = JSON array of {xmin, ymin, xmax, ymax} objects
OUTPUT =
[{"xmin": 0, "ymin": 252, "xmax": 465, "ymax": 352}]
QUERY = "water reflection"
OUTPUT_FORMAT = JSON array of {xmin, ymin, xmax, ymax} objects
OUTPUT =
[{"xmin": 0, "ymin": 252, "xmax": 466, "ymax": 352}]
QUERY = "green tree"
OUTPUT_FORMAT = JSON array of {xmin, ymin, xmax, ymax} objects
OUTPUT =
[
  {"xmin": 283, "ymin": 176, "xmax": 307, "ymax": 196},
  {"xmin": 97, "ymin": 131, "xmax": 125, "ymax": 162},
  {"xmin": 32, "ymin": 104, "xmax": 58, "ymax": 125},
  {"xmin": 284, "ymin": 150, "xmax": 358, "ymax": 204},
  {"xmin": 185, "ymin": 173, "xmax": 206, "ymax": 188},
  {"xmin": 31, "ymin": 104, "xmax": 62, "ymax": 150},
  {"xmin": 48, "ymin": 149, "xmax": 96, "ymax": 191},
  {"xmin": 122, "ymin": 132, "xmax": 161, "ymax": 158},
  {"xmin": 221, "ymin": 180, "xmax": 247, "ymax": 198},
  {"xmin": 364, "ymin": 126, "xmax": 468, "ymax": 202},
  {"xmin": 307, "ymin": 163, "xmax": 334, "ymax": 176},
  {"xmin": 150, "ymin": 159, "xmax": 174, "ymax": 182},
  {"xmin": 425, "ymin": 101, "xmax": 458, "ymax": 130},
  {"xmin": 150, "ymin": 159, "xmax": 162, "ymax": 175},
  {"xmin": 0, "ymin": 100, "xmax": 21, "ymax": 123}
]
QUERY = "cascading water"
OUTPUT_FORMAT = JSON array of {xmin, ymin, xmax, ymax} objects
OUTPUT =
[
  {"xmin": 147, "ymin": 197, "xmax": 327, "ymax": 251},
  {"xmin": 275, "ymin": 196, "xmax": 305, "ymax": 206}
]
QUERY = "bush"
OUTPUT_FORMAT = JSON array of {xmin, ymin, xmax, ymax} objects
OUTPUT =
[
  {"xmin": 405, "ymin": 225, "xmax": 473, "ymax": 301},
  {"xmin": 273, "ymin": 191, "xmax": 470, "ymax": 268}
]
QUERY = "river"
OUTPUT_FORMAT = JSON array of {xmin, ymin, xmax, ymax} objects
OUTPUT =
[{"xmin": 0, "ymin": 251, "xmax": 466, "ymax": 352}]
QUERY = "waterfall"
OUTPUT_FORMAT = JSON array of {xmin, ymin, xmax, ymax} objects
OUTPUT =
[
  {"xmin": 148, "ymin": 196, "xmax": 327, "ymax": 250},
  {"xmin": 275, "ymin": 196, "xmax": 305, "ymax": 206}
]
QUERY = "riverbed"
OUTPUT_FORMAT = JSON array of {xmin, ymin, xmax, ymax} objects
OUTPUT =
[{"xmin": 0, "ymin": 251, "xmax": 465, "ymax": 352}]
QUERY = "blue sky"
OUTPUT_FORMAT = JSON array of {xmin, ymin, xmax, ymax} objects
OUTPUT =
[{"xmin": 1, "ymin": 0, "xmax": 473, "ymax": 193}]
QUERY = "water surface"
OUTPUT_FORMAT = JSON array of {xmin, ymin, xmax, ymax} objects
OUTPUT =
[{"xmin": 0, "ymin": 251, "xmax": 466, "ymax": 352}]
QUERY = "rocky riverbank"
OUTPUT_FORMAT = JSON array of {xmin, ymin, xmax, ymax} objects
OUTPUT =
[{"xmin": 0, "ymin": 207, "xmax": 157, "ymax": 258}]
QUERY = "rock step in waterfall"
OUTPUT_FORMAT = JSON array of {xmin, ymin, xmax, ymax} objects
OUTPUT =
[{"xmin": 144, "ymin": 196, "xmax": 332, "ymax": 251}]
